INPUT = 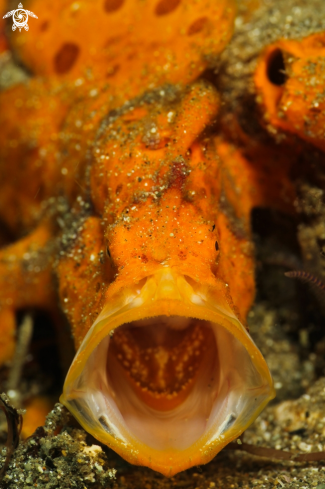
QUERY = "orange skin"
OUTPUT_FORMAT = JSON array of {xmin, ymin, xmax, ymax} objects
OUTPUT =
[
  {"xmin": 255, "ymin": 33, "xmax": 325, "ymax": 152},
  {"xmin": 58, "ymin": 82, "xmax": 256, "ymax": 348},
  {"xmin": 0, "ymin": 0, "xmax": 238, "ymax": 447},
  {"xmin": 0, "ymin": 0, "xmax": 8, "ymax": 53},
  {"xmin": 0, "ymin": 0, "xmax": 317, "ymax": 473},
  {"xmin": 58, "ymin": 83, "xmax": 276, "ymax": 475},
  {"xmin": 10, "ymin": 0, "xmax": 235, "ymax": 89},
  {"xmin": 0, "ymin": 0, "xmax": 237, "ymax": 345}
]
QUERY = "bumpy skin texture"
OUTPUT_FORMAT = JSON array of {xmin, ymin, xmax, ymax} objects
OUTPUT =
[
  {"xmin": 10, "ymin": 0, "xmax": 235, "ymax": 88},
  {"xmin": 0, "ymin": 0, "xmax": 238, "ymax": 353},
  {"xmin": 0, "ymin": 0, "xmax": 237, "ymax": 439},
  {"xmin": 255, "ymin": 34, "xmax": 325, "ymax": 152},
  {"xmin": 58, "ymin": 81, "xmax": 259, "ymax": 348},
  {"xmin": 1, "ymin": 0, "xmax": 324, "ymax": 472}
]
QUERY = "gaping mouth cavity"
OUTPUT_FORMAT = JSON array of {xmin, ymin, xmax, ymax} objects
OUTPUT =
[
  {"xmin": 62, "ymin": 314, "xmax": 272, "ymax": 451},
  {"xmin": 109, "ymin": 316, "xmax": 217, "ymax": 414}
]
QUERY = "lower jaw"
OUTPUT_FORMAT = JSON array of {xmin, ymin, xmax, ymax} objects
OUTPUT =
[{"xmin": 60, "ymin": 269, "xmax": 275, "ymax": 476}]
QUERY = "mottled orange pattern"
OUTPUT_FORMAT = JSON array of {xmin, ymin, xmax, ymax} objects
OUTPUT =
[
  {"xmin": 0, "ymin": 0, "xmax": 324, "ymax": 476},
  {"xmin": 0, "ymin": 0, "xmax": 237, "ymax": 360}
]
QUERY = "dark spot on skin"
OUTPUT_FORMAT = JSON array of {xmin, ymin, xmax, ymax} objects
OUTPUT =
[
  {"xmin": 106, "ymin": 64, "xmax": 120, "ymax": 78},
  {"xmin": 187, "ymin": 17, "xmax": 208, "ymax": 36},
  {"xmin": 215, "ymin": 241, "xmax": 219, "ymax": 251},
  {"xmin": 106, "ymin": 246, "xmax": 111, "ymax": 258},
  {"xmin": 211, "ymin": 224, "xmax": 216, "ymax": 232},
  {"xmin": 138, "ymin": 177, "xmax": 142, "ymax": 182},
  {"xmin": 178, "ymin": 250, "xmax": 187, "ymax": 261},
  {"xmin": 54, "ymin": 43, "xmax": 80, "ymax": 74},
  {"xmin": 127, "ymin": 51, "xmax": 137, "ymax": 61},
  {"xmin": 40, "ymin": 20, "xmax": 49, "ymax": 32},
  {"xmin": 103, "ymin": 35, "xmax": 124, "ymax": 49},
  {"xmin": 141, "ymin": 254, "xmax": 148, "ymax": 263},
  {"xmin": 155, "ymin": 0, "xmax": 181, "ymax": 16},
  {"xmin": 103, "ymin": 0, "xmax": 124, "ymax": 13},
  {"xmin": 116, "ymin": 184, "xmax": 123, "ymax": 195},
  {"xmin": 95, "ymin": 282, "xmax": 101, "ymax": 293}
]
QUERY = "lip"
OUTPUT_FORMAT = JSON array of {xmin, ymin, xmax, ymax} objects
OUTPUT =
[{"xmin": 60, "ymin": 267, "xmax": 275, "ymax": 476}]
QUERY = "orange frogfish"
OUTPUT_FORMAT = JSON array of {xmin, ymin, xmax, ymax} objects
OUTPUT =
[{"xmin": 2, "ymin": 0, "xmax": 323, "ymax": 477}]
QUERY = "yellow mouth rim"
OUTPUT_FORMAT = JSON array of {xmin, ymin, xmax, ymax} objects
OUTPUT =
[{"xmin": 60, "ymin": 269, "xmax": 275, "ymax": 476}]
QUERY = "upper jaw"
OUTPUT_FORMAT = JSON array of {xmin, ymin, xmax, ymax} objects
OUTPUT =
[{"xmin": 60, "ymin": 267, "xmax": 275, "ymax": 477}]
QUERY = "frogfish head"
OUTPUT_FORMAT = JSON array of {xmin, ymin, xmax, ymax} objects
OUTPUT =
[{"xmin": 60, "ymin": 266, "xmax": 275, "ymax": 476}]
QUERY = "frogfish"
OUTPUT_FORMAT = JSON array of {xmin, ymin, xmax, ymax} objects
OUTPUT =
[{"xmin": 3, "ymin": 0, "xmax": 323, "ymax": 477}]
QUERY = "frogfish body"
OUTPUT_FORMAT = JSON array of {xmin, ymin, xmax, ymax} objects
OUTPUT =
[
  {"xmin": 59, "ymin": 81, "xmax": 275, "ymax": 475},
  {"xmin": 4, "ymin": 0, "xmax": 312, "ymax": 477}
]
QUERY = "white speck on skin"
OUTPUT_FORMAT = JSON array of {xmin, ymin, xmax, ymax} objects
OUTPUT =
[
  {"xmin": 75, "ymin": 78, "xmax": 84, "ymax": 86},
  {"xmin": 167, "ymin": 111, "xmax": 175, "ymax": 123}
]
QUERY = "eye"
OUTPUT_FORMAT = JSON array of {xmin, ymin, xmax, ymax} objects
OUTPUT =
[{"xmin": 215, "ymin": 241, "xmax": 219, "ymax": 251}]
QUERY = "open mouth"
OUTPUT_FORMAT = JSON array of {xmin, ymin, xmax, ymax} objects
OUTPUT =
[{"xmin": 61, "ymin": 268, "xmax": 274, "ymax": 476}]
